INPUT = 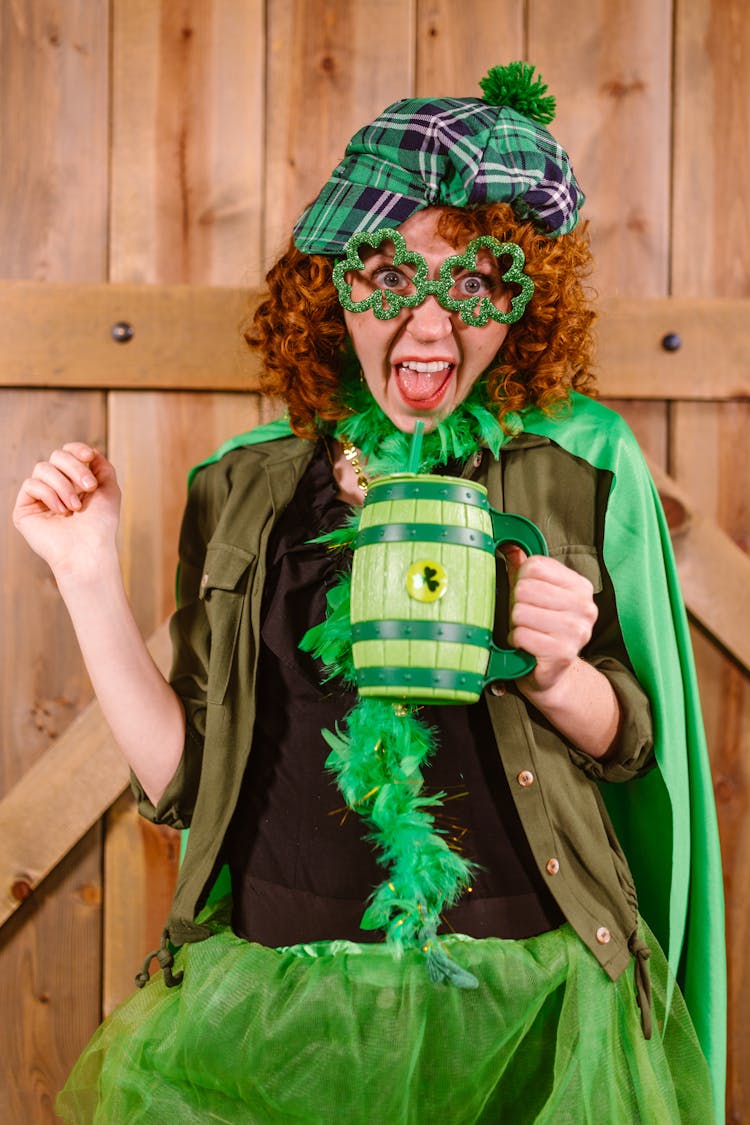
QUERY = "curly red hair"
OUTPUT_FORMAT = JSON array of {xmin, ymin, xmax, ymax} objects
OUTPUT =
[{"xmin": 246, "ymin": 203, "xmax": 596, "ymax": 439}]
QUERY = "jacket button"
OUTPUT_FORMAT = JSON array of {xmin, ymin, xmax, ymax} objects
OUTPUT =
[
  {"xmin": 517, "ymin": 770, "xmax": 534, "ymax": 787},
  {"xmin": 545, "ymin": 858, "xmax": 560, "ymax": 875},
  {"xmin": 473, "ymin": 450, "xmax": 483, "ymax": 468},
  {"xmin": 200, "ymin": 573, "xmax": 209, "ymax": 588},
  {"xmin": 596, "ymin": 926, "xmax": 611, "ymax": 944},
  {"xmin": 489, "ymin": 681, "xmax": 506, "ymax": 696}
]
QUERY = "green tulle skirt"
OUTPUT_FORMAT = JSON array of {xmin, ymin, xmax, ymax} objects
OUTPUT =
[{"xmin": 57, "ymin": 899, "xmax": 714, "ymax": 1124}]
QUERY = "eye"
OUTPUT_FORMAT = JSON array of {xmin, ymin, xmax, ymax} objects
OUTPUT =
[
  {"xmin": 453, "ymin": 272, "xmax": 492, "ymax": 298},
  {"xmin": 371, "ymin": 266, "xmax": 411, "ymax": 291}
]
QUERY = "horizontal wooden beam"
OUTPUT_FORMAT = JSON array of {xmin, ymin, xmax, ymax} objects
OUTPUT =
[
  {"xmin": 0, "ymin": 280, "xmax": 263, "ymax": 391},
  {"xmin": 1, "ymin": 282, "xmax": 750, "ymax": 397},
  {"xmin": 0, "ymin": 621, "xmax": 171, "ymax": 930},
  {"xmin": 595, "ymin": 298, "xmax": 750, "ymax": 399}
]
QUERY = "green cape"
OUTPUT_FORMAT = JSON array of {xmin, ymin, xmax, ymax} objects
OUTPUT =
[{"xmin": 186, "ymin": 393, "xmax": 726, "ymax": 1120}]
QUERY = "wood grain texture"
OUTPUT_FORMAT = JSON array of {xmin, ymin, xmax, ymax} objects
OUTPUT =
[
  {"xmin": 415, "ymin": 0, "xmax": 523, "ymax": 95},
  {"xmin": 1, "ymin": 391, "xmax": 105, "ymax": 794},
  {"xmin": 671, "ymin": 402, "xmax": 750, "ymax": 1124},
  {"xmin": 110, "ymin": 390, "xmax": 281, "ymax": 630},
  {"xmin": 0, "ymin": 829, "xmax": 102, "ymax": 1124},
  {"xmin": 104, "ymin": 389, "xmax": 282, "ymax": 1009},
  {"xmin": 111, "ymin": 0, "xmax": 264, "ymax": 286},
  {"xmin": 0, "ymin": 3, "xmax": 111, "ymax": 1114},
  {"xmin": 0, "ymin": 622, "xmax": 170, "ymax": 932},
  {"xmin": 672, "ymin": 3, "xmax": 750, "ymax": 1116},
  {"xmin": 600, "ymin": 400, "xmax": 668, "ymax": 469},
  {"xmin": 0, "ymin": 708, "xmax": 129, "ymax": 931},
  {"xmin": 648, "ymin": 458, "xmax": 750, "ymax": 674},
  {"xmin": 264, "ymin": 0, "xmax": 415, "ymax": 265},
  {"xmin": 105, "ymin": 0, "xmax": 268, "ymax": 1012},
  {"xmin": 0, "ymin": 0, "xmax": 109, "ymax": 282},
  {"xmin": 673, "ymin": 0, "xmax": 750, "ymax": 299},
  {"xmin": 103, "ymin": 792, "xmax": 180, "ymax": 1017},
  {"xmin": 0, "ymin": 281, "xmax": 261, "ymax": 389},
  {"xmin": 595, "ymin": 298, "xmax": 750, "ymax": 397},
  {"xmin": 528, "ymin": 0, "xmax": 671, "ymax": 298}
]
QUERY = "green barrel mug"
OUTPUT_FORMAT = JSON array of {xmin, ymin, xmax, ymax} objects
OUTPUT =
[{"xmin": 350, "ymin": 473, "xmax": 549, "ymax": 704}]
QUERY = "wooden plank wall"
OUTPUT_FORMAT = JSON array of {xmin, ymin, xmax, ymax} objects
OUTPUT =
[
  {"xmin": 672, "ymin": 9, "xmax": 750, "ymax": 1119},
  {"xmin": 0, "ymin": 1, "xmax": 747, "ymax": 1121},
  {"xmin": 0, "ymin": 5, "xmax": 109, "ymax": 1121}
]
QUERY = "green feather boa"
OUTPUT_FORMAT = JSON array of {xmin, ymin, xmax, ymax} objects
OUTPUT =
[
  {"xmin": 331, "ymin": 360, "xmax": 519, "ymax": 476},
  {"xmin": 302, "ymin": 380, "xmax": 515, "ymax": 989}
]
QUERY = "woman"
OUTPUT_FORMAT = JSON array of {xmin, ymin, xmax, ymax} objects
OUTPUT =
[{"xmin": 14, "ymin": 63, "xmax": 723, "ymax": 1123}]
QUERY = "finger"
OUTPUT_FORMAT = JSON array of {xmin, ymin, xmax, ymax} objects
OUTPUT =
[
  {"xmin": 509, "ymin": 624, "xmax": 581, "ymax": 663},
  {"xmin": 513, "ymin": 574, "xmax": 597, "ymax": 614},
  {"xmin": 499, "ymin": 545, "xmax": 528, "ymax": 583},
  {"xmin": 49, "ymin": 448, "xmax": 99, "ymax": 492},
  {"xmin": 513, "ymin": 576, "xmax": 570, "ymax": 610},
  {"xmin": 86, "ymin": 449, "xmax": 117, "ymax": 486},
  {"xmin": 31, "ymin": 461, "xmax": 85, "ymax": 511},
  {"xmin": 15, "ymin": 477, "xmax": 70, "ymax": 517},
  {"xmin": 61, "ymin": 441, "xmax": 96, "ymax": 462},
  {"xmin": 510, "ymin": 602, "xmax": 596, "ymax": 648},
  {"xmin": 518, "ymin": 554, "xmax": 588, "ymax": 588}
]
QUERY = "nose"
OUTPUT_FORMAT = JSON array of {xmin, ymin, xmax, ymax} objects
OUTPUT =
[{"xmin": 405, "ymin": 294, "xmax": 453, "ymax": 342}]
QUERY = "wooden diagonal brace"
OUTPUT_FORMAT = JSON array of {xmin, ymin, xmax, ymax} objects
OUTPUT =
[{"xmin": 0, "ymin": 621, "xmax": 171, "ymax": 929}]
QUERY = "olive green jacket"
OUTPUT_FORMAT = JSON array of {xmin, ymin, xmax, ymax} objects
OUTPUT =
[
  {"xmin": 133, "ymin": 396, "xmax": 726, "ymax": 1121},
  {"xmin": 133, "ymin": 429, "xmax": 654, "ymax": 985}
]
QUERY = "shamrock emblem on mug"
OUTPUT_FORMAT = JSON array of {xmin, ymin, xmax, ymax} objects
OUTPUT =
[{"xmin": 405, "ymin": 560, "xmax": 448, "ymax": 603}]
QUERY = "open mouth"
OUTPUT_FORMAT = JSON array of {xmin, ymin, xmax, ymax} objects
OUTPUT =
[{"xmin": 394, "ymin": 359, "xmax": 455, "ymax": 409}]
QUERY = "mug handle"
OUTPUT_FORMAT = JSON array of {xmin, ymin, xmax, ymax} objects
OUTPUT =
[{"xmin": 484, "ymin": 511, "xmax": 549, "ymax": 682}]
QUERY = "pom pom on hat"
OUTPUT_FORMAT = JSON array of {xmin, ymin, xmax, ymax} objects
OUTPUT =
[{"xmin": 479, "ymin": 61, "xmax": 557, "ymax": 125}]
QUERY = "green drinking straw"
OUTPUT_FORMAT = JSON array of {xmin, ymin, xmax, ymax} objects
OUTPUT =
[{"xmin": 407, "ymin": 420, "xmax": 425, "ymax": 473}]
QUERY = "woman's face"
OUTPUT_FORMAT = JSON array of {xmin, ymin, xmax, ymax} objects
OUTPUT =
[{"xmin": 343, "ymin": 208, "xmax": 511, "ymax": 433}]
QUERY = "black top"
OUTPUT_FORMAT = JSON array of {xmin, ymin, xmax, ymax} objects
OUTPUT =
[{"xmin": 225, "ymin": 443, "xmax": 564, "ymax": 946}]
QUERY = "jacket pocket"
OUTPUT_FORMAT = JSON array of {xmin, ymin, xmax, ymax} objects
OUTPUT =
[
  {"xmin": 199, "ymin": 543, "xmax": 255, "ymax": 704},
  {"xmin": 549, "ymin": 545, "xmax": 603, "ymax": 593}
]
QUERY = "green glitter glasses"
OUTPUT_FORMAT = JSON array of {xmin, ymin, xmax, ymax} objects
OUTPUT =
[{"xmin": 333, "ymin": 228, "xmax": 534, "ymax": 327}]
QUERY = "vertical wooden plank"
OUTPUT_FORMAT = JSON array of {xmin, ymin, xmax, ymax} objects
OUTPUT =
[
  {"xmin": 104, "ymin": 0, "xmax": 269, "ymax": 1011},
  {"xmin": 415, "ymin": 0, "xmax": 523, "ymax": 95},
  {"xmin": 528, "ymin": 0, "xmax": 672, "ymax": 298},
  {"xmin": 264, "ymin": 0, "xmax": 416, "ymax": 265},
  {"xmin": 600, "ymin": 399, "xmax": 669, "ymax": 468},
  {"xmin": 527, "ymin": 2, "xmax": 672, "ymax": 555},
  {"xmin": 0, "ymin": 830, "xmax": 102, "ymax": 1124},
  {"xmin": 0, "ymin": 0, "xmax": 109, "ymax": 281},
  {"xmin": 0, "ymin": 5, "xmax": 110, "ymax": 1118},
  {"xmin": 1, "ymin": 392, "xmax": 106, "ymax": 792},
  {"xmin": 0, "ymin": 391, "xmax": 107, "ymax": 1123},
  {"xmin": 672, "ymin": 0, "xmax": 750, "ymax": 298},
  {"xmin": 110, "ymin": 0, "xmax": 264, "ymax": 286},
  {"xmin": 103, "ymin": 389, "xmax": 280, "ymax": 1013},
  {"xmin": 671, "ymin": 407, "xmax": 750, "ymax": 1125},
  {"xmin": 672, "ymin": 3, "xmax": 750, "ymax": 1117},
  {"xmin": 112, "ymin": 391, "xmax": 279, "ymax": 635}
]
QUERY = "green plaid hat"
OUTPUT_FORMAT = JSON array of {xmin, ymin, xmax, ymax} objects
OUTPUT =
[{"xmin": 294, "ymin": 63, "xmax": 584, "ymax": 256}]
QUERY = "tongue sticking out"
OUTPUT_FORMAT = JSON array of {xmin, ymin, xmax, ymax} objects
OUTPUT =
[{"xmin": 396, "ymin": 364, "xmax": 452, "ymax": 403}]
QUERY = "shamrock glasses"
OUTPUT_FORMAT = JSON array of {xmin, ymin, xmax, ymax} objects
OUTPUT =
[{"xmin": 333, "ymin": 228, "xmax": 534, "ymax": 327}]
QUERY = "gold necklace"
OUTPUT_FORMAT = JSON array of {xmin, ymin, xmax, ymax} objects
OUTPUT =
[{"xmin": 341, "ymin": 437, "xmax": 370, "ymax": 496}]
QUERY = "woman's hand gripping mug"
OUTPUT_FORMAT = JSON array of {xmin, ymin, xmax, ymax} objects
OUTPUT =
[{"xmin": 349, "ymin": 472, "xmax": 548, "ymax": 704}]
